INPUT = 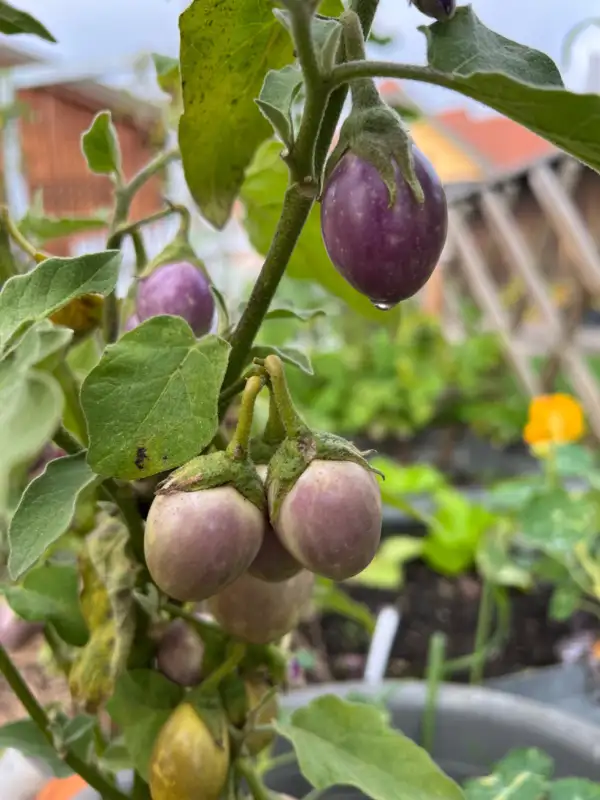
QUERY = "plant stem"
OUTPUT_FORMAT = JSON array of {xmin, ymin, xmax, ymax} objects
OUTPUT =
[
  {"xmin": 330, "ymin": 60, "xmax": 458, "ymax": 95},
  {"xmin": 339, "ymin": 11, "xmax": 381, "ymax": 108},
  {"xmin": 115, "ymin": 203, "xmax": 189, "ymax": 242},
  {"xmin": 103, "ymin": 147, "xmax": 181, "ymax": 344},
  {"xmin": 264, "ymin": 355, "xmax": 307, "ymax": 437},
  {"xmin": 470, "ymin": 579, "xmax": 495, "ymax": 685},
  {"xmin": 227, "ymin": 375, "xmax": 264, "ymax": 458},
  {"xmin": 223, "ymin": 187, "xmax": 313, "ymax": 387},
  {"xmin": 422, "ymin": 631, "xmax": 446, "ymax": 754},
  {"xmin": 200, "ymin": 642, "xmax": 246, "ymax": 695},
  {"xmin": 313, "ymin": 0, "xmax": 379, "ymax": 179},
  {"xmin": 236, "ymin": 759, "xmax": 272, "ymax": 800},
  {"xmin": 0, "ymin": 643, "xmax": 128, "ymax": 800},
  {"xmin": 164, "ymin": 601, "xmax": 224, "ymax": 643},
  {"xmin": 54, "ymin": 362, "xmax": 88, "ymax": 446},
  {"xmin": 0, "ymin": 210, "xmax": 19, "ymax": 282},
  {"xmin": 130, "ymin": 229, "xmax": 147, "ymax": 270},
  {"xmin": 0, "ymin": 206, "xmax": 47, "ymax": 263},
  {"xmin": 222, "ymin": 0, "xmax": 380, "ymax": 390}
]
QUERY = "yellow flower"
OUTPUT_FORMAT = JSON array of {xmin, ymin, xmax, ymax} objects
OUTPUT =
[{"xmin": 523, "ymin": 393, "xmax": 585, "ymax": 453}]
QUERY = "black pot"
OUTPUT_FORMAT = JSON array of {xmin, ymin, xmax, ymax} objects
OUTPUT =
[{"xmin": 265, "ymin": 681, "xmax": 600, "ymax": 798}]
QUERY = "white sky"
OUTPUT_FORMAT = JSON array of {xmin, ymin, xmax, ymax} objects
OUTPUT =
[{"xmin": 9, "ymin": 0, "xmax": 600, "ymax": 111}]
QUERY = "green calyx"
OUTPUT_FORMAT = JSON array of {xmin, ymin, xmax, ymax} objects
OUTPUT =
[
  {"xmin": 267, "ymin": 429, "xmax": 382, "ymax": 522},
  {"xmin": 260, "ymin": 353, "xmax": 382, "ymax": 520},
  {"xmin": 156, "ymin": 450, "xmax": 266, "ymax": 511},
  {"xmin": 324, "ymin": 10, "xmax": 424, "ymax": 206}
]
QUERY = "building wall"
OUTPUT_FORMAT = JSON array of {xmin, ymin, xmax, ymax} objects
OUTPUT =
[
  {"xmin": 410, "ymin": 120, "xmax": 483, "ymax": 184},
  {"xmin": 17, "ymin": 87, "xmax": 163, "ymax": 254}
]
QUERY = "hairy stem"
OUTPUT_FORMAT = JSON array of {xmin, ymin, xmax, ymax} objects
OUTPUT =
[
  {"xmin": 0, "ymin": 643, "xmax": 128, "ymax": 800},
  {"xmin": 227, "ymin": 375, "xmax": 265, "ymax": 458},
  {"xmin": 313, "ymin": 0, "xmax": 380, "ymax": 179},
  {"xmin": 331, "ymin": 60, "xmax": 457, "ymax": 94},
  {"xmin": 103, "ymin": 147, "xmax": 181, "ymax": 343},
  {"xmin": 222, "ymin": 0, "xmax": 380, "ymax": 389},
  {"xmin": 340, "ymin": 11, "xmax": 381, "ymax": 108},
  {"xmin": 264, "ymin": 355, "xmax": 307, "ymax": 438}
]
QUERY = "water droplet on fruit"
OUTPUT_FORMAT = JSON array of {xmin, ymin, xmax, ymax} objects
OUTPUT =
[{"xmin": 373, "ymin": 301, "xmax": 396, "ymax": 311}]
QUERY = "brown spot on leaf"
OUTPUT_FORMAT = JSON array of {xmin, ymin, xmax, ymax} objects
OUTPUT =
[{"xmin": 135, "ymin": 447, "xmax": 148, "ymax": 471}]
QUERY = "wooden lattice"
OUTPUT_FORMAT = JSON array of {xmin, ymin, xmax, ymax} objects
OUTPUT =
[{"xmin": 425, "ymin": 154, "xmax": 600, "ymax": 440}]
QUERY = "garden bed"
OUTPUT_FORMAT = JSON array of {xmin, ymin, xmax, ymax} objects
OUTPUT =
[{"xmin": 299, "ymin": 562, "xmax": 600, "ymax": 684}]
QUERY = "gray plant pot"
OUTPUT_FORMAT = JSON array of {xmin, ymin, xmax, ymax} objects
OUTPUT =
[{"xmin": 264, "ymin": 680, "xmax": 600, "ymax": 798}]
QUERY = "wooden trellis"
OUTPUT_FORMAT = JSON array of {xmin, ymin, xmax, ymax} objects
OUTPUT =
[{"xmin": 424, "ymin": 153, "xmax": 600, "ymax": 440}]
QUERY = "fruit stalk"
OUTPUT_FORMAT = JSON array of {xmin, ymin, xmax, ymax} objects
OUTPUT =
[
  {"xmin": 236, "ymin": 759, "xmax": 272, "ymax": 800},
  {"xmin": 264, "ymin": 355, "xmax": 307, "ymax": 439},
  {"xmin": 339, "ymin": 10, "xmax": 381, "ymax": 109},
  {"xmin": 228, "ymin": 375, "xmax": 266, "ymax": 459},
  {"xmin": 222, "ymin": 0, "xmax": 382, "ymax": 391}
]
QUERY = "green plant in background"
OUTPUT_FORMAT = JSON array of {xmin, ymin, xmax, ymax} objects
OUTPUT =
[{"xmin": 0, "ymin": 0, "xmax": 600, "ymax": 799}]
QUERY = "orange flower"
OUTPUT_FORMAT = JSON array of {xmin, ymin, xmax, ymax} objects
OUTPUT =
[{"xmin": 523, "ymin": 393, "xmax": 585, "ymax": 451}]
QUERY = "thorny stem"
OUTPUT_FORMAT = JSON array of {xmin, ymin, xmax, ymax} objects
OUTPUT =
[
  {"xmin": 223, "ymin": 0, "xmax": 380, "ymax": 391},
  {"xmin": 422, "ymin": 631, "xmax": 446, "ymax": 754},
  {"xmin": 0, "ymin": 643, "xmax": 129, "ymax": 800},
  {"xmin": 103, "ymin": 147, "xmax": 181, "ymax": 343},
  {"xmin": 236, "ymin": 759, "xmax": 272, "ymax": 800},
  {"xmin": 227, "ymin": 375, "xmax": 265, "ymax": 459}
]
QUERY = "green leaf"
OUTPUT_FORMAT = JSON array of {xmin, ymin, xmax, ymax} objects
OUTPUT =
[
  {"xmin": 8, "ymin": 452, "xmax": 99, "ymax": 579},
  {"xmin": 422, "ymin": 7, "xmax": 563, "ymax": 87},
  {"xmin": 81, "ymin": 317, "xmax": 231, "ymax": 479},
  {"xmin": 0, "ymin": 1, "xmax": 56, "ymax": 42},
  {"xmin": 420, "ymin": 9, "xmax": 600, "ymax": 173},
  {"xmin": 251, "ymin": 344, "xmax": 313, "ymax": 376},
  {"xmin": 371, "ymin": 457, "xmax": 446, "ymax": 495},
  {"xmin": 425, "ymin": 491, "xmax": 496, "ymax": 576},
  {"xmin": 519, "ymin": 489, "xmax": 599, "ymax": 557},
  {"xmin": 152, "ymin": 53, "xmax": 180, "ymax": 96},
  {"xmin": 554, "ymin": 444, "xmax": 596, "ymax": 478},
  {"xmin": 0, "ymin": 719, "xmax": 71, "ymax": 777},
  {"xmin": 106, "ymin": 669, "xmax": 183, "ymax": 782},
  {"xmin": 352, "ymin": 536, "xmax": 424, "ymax": 590},
  {"xmin": 241, "ymin": 140, "xmax": 381, "ymax": 318},
  {"xmin": 256, "ymin": 65, "xmax": 303, "ymax": 147},
  {"xmin": 476, "ymin": 527, "xmax": 532, "ymax": 590},
  {"xmin": 548, "ymin": 583, "xmax": 582, "ymax": 622},
  {"xmin": 276, "ymin": 695, "xmax": 463, "ymax": 800},
  {"xmin": 264, "ymin": 306, "xmax": 326, "ymax": 322},
  {"xmin": 81, "ymin": 111, "xmax": 122, "ymax": 175},
  {"xmin": 464, "ymin": 748, "xmax": 553, "ymax": 800},
  {"xmin": 0, "ymin": 326, "xmax": 66, "ymax": 481},
  {"xmin": 18, "ymin": 211, "xmax": 107, "ymax": 243},
  {"xmin": 179, "ymin": 0, "xmax": 293, "ymax": 229},
  {"xmin": 550, "ymin": 779, "xmax": 600, "ymax": 800},
  {"xmin": 0, "ymin": 250, "xmax": 120, "ymax": 349},
  {"xmin": 313, "ymin": 577, "xmax": 375, "ymax": 634},
  {"xmin": 4, "ymin": 564, "xmax": 88, "ymax": 646}
]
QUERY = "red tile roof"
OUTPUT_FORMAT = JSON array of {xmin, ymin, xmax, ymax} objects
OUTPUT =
[{"xmin": 436, "ymin": 108, "xmax": 556, "ymax": 171}]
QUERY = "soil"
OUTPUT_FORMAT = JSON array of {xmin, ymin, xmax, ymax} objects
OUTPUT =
[{"xmin": 298, "ymin": 561, "xmax": 600, "ymax": 684}]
